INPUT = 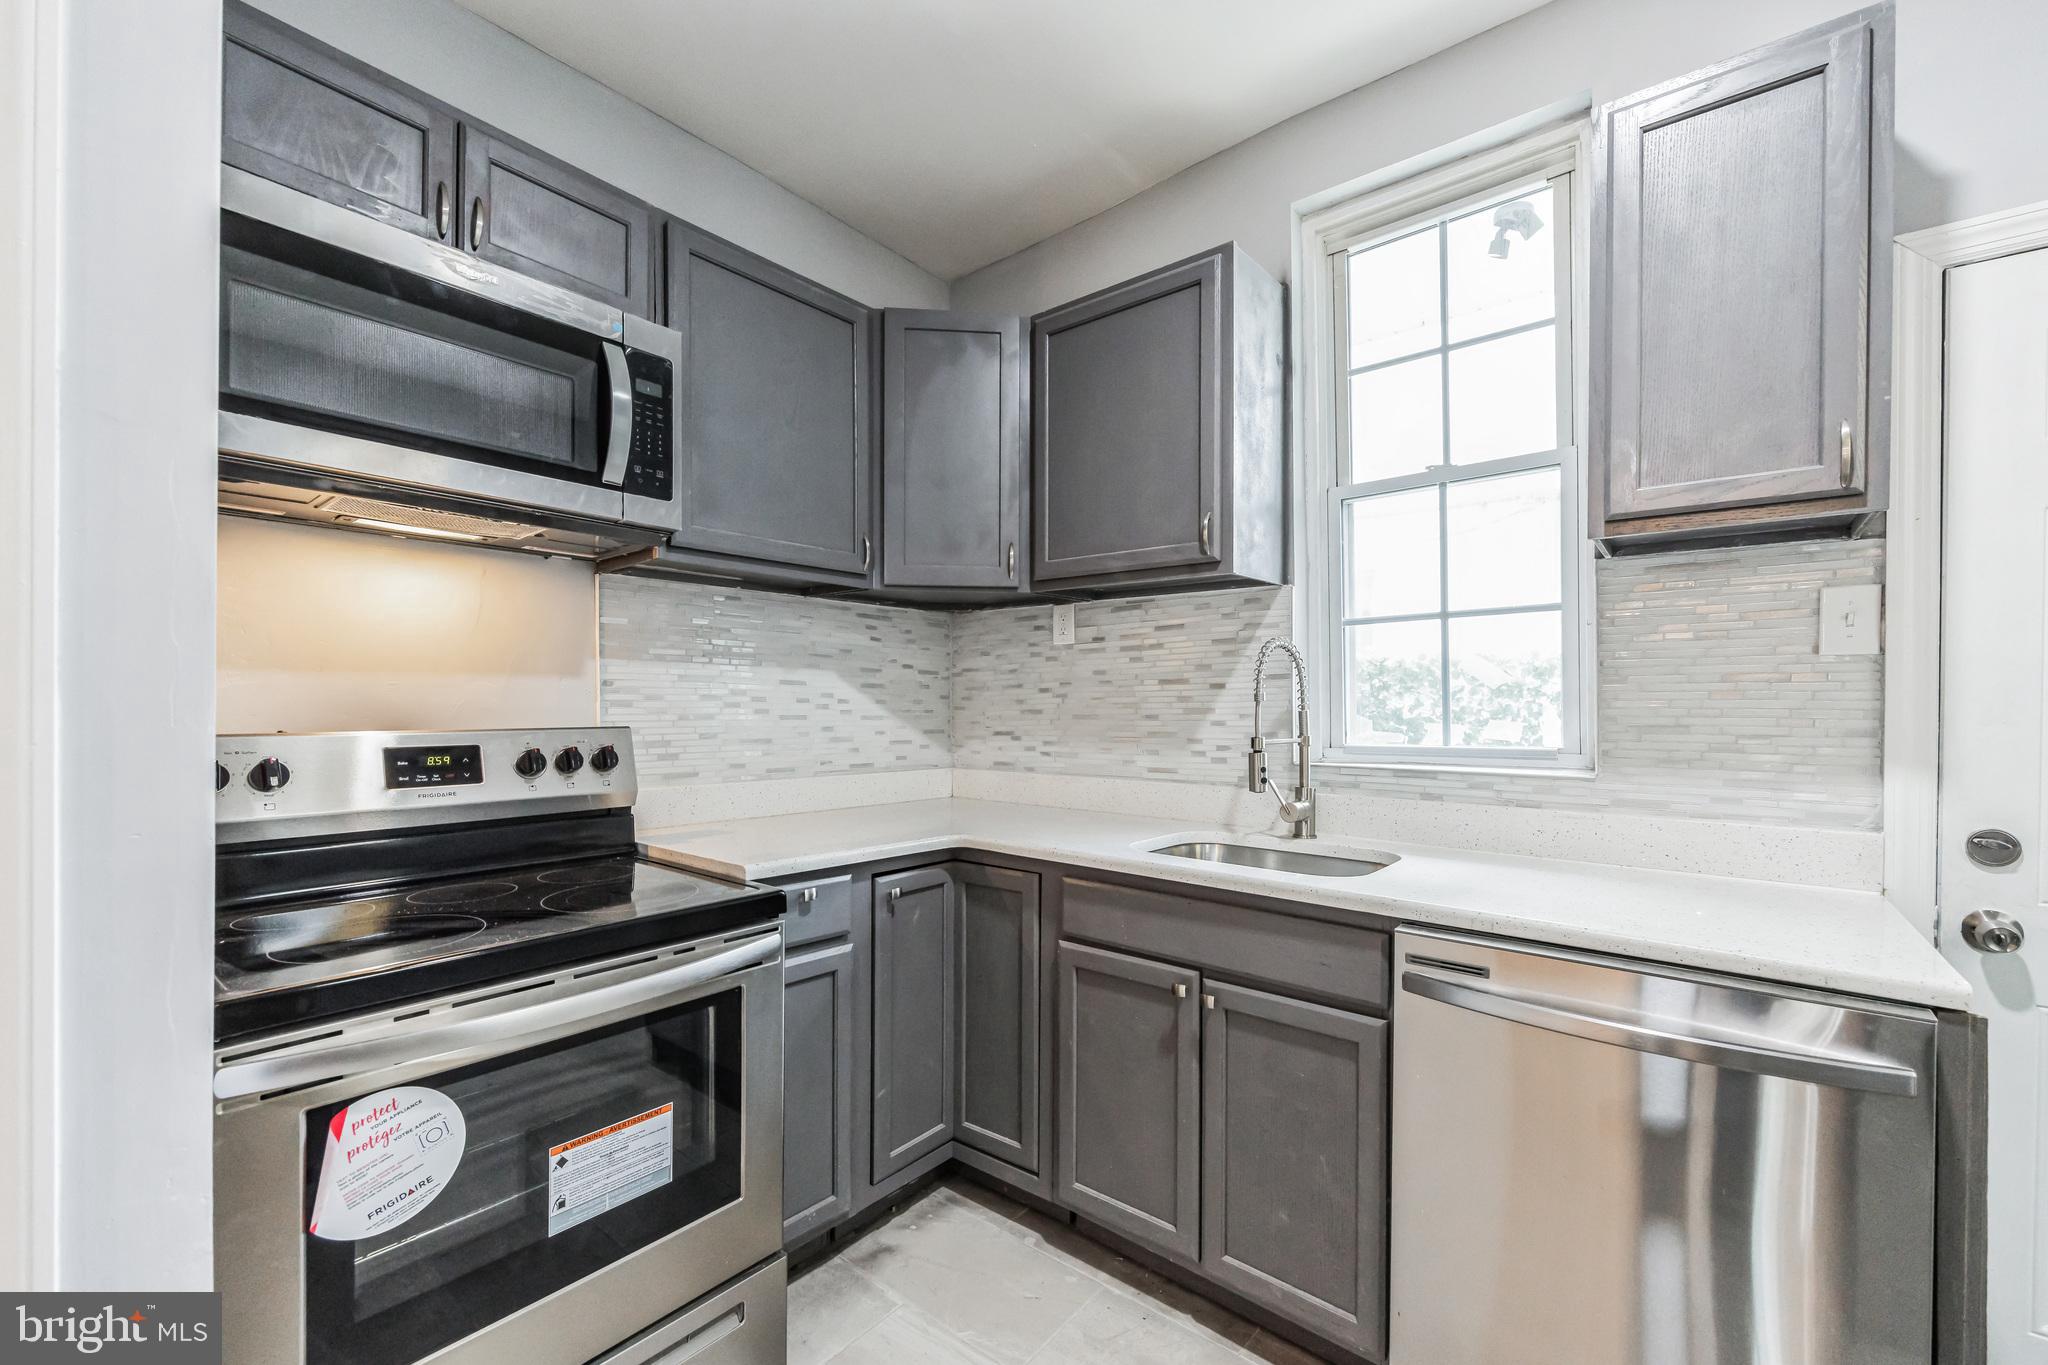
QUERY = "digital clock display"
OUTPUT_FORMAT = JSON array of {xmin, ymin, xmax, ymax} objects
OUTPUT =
[{"xmin": 383, "ymin": 744, "xmax": 484, "ymax": 789}]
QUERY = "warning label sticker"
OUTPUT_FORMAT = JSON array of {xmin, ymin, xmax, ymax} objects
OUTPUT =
[{"xmin": 547, "ymin": 1102, "xmax": 675, "ymax": 1237}]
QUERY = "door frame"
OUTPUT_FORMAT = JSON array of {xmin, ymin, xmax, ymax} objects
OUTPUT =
[{"xmin": 1884, "ymin": 199, "xmax": 2048, "ymax": 943}]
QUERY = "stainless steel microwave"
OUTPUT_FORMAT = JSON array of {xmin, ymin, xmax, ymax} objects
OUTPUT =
[{"xmin": 217, "ymin": 167, "xmax": 679, "ymax": 557}]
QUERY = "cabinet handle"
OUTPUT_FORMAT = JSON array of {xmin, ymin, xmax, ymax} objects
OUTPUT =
[
  {"xmin": 888, "ymin": 886, "xmax": 901, "ymax": 905},
  {"xmin": 1839, "ymin": 420, "xmax": 1854, "ymax": 485},
  {"xmin": 1199, "ymin": 512, "xmax": 1213, "ymax": 556},
  {"xmin": 469, "ymin": 196, "xmax": 485, "ymax": 250},
  {"xmin": 799, "ymin": 887, "xmax": 816, "ymax": 904},
  {"xmin": 1201, "ymin": 993, "xmax": 1215, "ymax": 1011},
  {"xmin": 862, "ymin": 535, "xmax": 872, "ymax": 571},
  {"xmin": 1172, "ymin": 982, "xmax": 1188, "ymax": 999},
  {"xmin": 435, "ymin": 181, "xmax": 449, "ymax": 240},
  {"xmin": 1007, "ymin": 542, "xmax": 1016, "ymax": 578}
]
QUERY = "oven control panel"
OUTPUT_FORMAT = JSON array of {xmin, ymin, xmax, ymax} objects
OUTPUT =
[{"xmin": 215, "ymin": 727, "xmax": 637, "ymax": 844}]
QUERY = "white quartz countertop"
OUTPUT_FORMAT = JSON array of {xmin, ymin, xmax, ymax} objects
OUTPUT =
[{"xmin": 638, "ymin": 798, "xmax": 1970, "ymax": 1010}]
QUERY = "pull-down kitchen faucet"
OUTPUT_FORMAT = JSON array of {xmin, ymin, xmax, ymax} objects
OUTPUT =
[{"xmin": 1248, "ymin": 638, "xmax": 1316, "ymax": 838}]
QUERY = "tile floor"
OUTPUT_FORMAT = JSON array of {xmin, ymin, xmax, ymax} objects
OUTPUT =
[{"xmin": 787, "ymin": 1176, "xmax": 1331, "ymax": 1365}]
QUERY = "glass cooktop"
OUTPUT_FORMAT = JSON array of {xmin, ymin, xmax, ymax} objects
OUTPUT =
[{"xmin": 214, "ymin": 854, "xmax": 780, "ymax": 1041}]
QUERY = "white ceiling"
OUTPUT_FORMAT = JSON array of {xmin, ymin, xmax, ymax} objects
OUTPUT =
[{"xmin": 452, "ymin": 0, "xmax": 1550, "ymax": 281}]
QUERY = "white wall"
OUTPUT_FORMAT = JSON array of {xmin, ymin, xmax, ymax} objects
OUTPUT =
[
  {"xmin": 218, "ymin": 519, "xmax": 598, "ymax": 734},
  {"xmin": 251, "ymin": 0, "xmax": 948, "ymax": 308},
  {"xmin": 41, "ymin": 0, "xmax": 221, "ymax": 1290},
  {"xmin": 952, "ymin": 0, "xmax": 2048, "ymax": 313}
]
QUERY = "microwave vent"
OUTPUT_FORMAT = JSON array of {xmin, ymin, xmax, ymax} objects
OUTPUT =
[{"xmin": 317, "ymin": 494, "xmax": 545, "ymax": 542}]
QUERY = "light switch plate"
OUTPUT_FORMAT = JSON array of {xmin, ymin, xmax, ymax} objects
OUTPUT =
[
  {"xmin": 1818, "ymin": 584, "xmax": 1881, "ymax": 655},
  {"xmin": 1052, "ymin": 603, "xmax": 1076, "ymax": 647}
]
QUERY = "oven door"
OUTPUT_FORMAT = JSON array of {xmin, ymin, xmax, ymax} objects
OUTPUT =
[
  {"xmin": 213, "ymin": 928, "xmax": 783, "ymax": 1365},
  {"xmin": 217, "ymin": 167, "xmax": 679, "ymax": 539}
]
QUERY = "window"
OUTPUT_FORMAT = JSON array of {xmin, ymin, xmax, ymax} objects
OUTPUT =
[{"xmin": 1299, "ymin": 127, "xmax": 1591, "ymax": 769}]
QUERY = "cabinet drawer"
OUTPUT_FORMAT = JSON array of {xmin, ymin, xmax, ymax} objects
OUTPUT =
[
  {"xmin": 1059, "ymin": 876, "xmax": 1389, "ymax": 1014},
  {"xmin": 779, "ymin": 874, "xmax": 853, "ymax": 948}
]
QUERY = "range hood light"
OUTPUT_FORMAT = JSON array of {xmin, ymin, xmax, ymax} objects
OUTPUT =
[{"xmin": 337, "ymin": 516, "xmax": 489, "ymax": 543}]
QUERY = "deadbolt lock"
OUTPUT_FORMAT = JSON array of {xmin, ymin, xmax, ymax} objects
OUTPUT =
[{"xmin": 1966, "ymin": 829, "xmax": 2022, "ymax": 868}]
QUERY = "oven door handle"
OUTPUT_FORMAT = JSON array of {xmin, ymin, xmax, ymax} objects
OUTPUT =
[
  {"xmin": 214, "ymin": 934, "xmax": 779, "ymax": 1101},
  {"xmin": 600, "ymin": 341, "xmax": 634, "ymax": 488}
]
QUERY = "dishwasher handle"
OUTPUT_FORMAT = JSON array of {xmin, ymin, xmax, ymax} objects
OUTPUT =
[{"xmin": 1400, "ymin": 969, "xmax": 1921, "ymax": 1097}]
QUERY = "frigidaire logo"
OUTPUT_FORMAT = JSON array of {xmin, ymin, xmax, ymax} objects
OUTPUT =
[{"xmin": 2, "ymin": 1294, "xmax": 220, "ymax": 1362}]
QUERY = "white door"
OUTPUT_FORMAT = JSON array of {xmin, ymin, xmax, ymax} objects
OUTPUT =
[{"xmin": 1940, "ymin": 244, "xmax": 2048, "ymax": 1364}]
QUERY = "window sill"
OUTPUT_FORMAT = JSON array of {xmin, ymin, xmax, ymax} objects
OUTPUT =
[{"xmin": 1312, "ymin": 756, "xmax": 1597, "ymax": 780}]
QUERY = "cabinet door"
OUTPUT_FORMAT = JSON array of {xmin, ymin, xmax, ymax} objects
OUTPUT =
[
  {"xmin": 221, "ymin": 2, "xmax": 457, "ymax": 242},
  {"xmin": 1201, "ymin": 981, "xmax": 1388, "ymax": 1359},
  {"xmin": 1033, "ymin": 253, "xmax": 1222, "ymax": 581},
  {"xmin": 953, "ymin": 865, "xmax": 1040, "ymax": 1172},
  {"xmin": 667, "ymin": 224, "xmax": 874, "ymax": 578},
  {"xmin": 1054, "ymin": 940, "xmax": 1200, "ymax": 1262},
  {"xmin": 881, "ymin": 311, "xmax": 1027, "ymax": 591},
  {"xmin": 460, "ymin": 125, "xmax": 656, "ymax": 317},
  {"xmin": 872, "ymin": 868, "xmax": 955, "ymax": 1180},
  {"xmin": 1597, "ymin": 11, "xmax": 1881, "ymax": 520},
  {"xmin": 782, "ymin": 941, "xmax": 855, "ymax": 1244}
]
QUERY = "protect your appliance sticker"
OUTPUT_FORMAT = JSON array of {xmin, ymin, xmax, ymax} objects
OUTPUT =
[
  {"xmin": 548, "ymin": 1103, "xmax": 674, "ymax": 1236},
  {"xmin": 309, "ymin": 1085, "xmax": 467, "ymax": 1241}
]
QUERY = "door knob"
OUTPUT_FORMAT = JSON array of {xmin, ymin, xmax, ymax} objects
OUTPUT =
[{"xmin": 1961, "ymin": 909, "xmax": 2025, "ymax": 954}]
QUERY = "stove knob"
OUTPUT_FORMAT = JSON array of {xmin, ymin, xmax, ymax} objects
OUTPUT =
[
  {"xmin": 214, "ymin": 761, "xmax": 230, "ymax": 793},
  {"xmin": 554, "ymin": 746, "xmax": 584, "ymax": 775},
  {"xmin": 514, "ymin": 747, "xmax": 548, "ymax": 780},
  {"xmin": 589, "ymin": 744, "xmax": 620, "ymax": 774},
  {"xmin": 248, "ymin": 757, "xmax": 291, "ymax": 793}
]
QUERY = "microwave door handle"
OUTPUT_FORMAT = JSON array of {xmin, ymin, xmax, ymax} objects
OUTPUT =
[
  {"xmin": 214, "ymin": 933, "xmax": 779, "ymax": 1100},
  {"xmin": 600, "ymin": 340, "xmax": 633, "ymax": 487}
]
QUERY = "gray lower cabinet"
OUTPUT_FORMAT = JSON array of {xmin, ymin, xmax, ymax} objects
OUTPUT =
[
  {"xmin": 1031, "ymin": 244, "xmax": 1284, "ymax": 594},
  {"xmin": 1054, "ymin": 939, "xmax": 1202, "ymax": 1262},
  {"xmin": 953, "ymin": 865, "xmax": 1041, "ymax": 1172},
  {"xmin": 871, "ymin": 867, "xmax": 956, "ymax": 1181},
  {"xmin": 782, "ymin": 940, "xmax": 855, "ymax": 1244},
  {"xmin": 1592, "ymin": 4, "xmax": 1892, "ymax": 546},
  {"xmin": 662, "ymin": 223, "xmax": 875, "ymax": 586},
  {"xmin": 1201, "ymin": 981, "xmax": 1389, "ymax": 1359},
  {"xmin": 222, "ymin": 1, "xmax": 457, "ymax": 243},
  {"xmin": 459, "ymin": 124, "xmax": 656, "ymax": 318},
  {"xmin": 880, "ymin": 311, "xmax": 1029, "ymax": 597}
]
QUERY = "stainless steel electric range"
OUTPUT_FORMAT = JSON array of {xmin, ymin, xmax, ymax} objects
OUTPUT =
[{"xmin": 211, "ymin": 727, "xmax": 788, "ymax": 1365}]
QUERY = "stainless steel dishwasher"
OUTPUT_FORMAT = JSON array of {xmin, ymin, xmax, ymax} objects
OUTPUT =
[{"xmin": 1390, "ymin": 927, "xmax": 1938, "ymax": 1365}]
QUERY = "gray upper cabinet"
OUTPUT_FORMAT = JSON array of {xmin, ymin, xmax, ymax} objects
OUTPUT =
[
  {"xmin": 1593, "ymin": 5, "xmax": 1893, "ymax": 544},
  {"xmin": 1054, "ymin": 939, "xmax": 1201, "ymax": 1263},
  {"xmin": 222, "ymin": 2, "xmax": 457, "ymax": 243},
  {"xmin": 782, "ymin": 940, "xmax": 855, "ymax": 1245},
  {"xmin": 1031, "ymin": 244, "xmax": 1286, "ymax": 593},
  {"xmin": 459, "ymin": 125, "xmax": 655, "ymax": 318},
  {"xmin": 953, "ymin": 865, "xmax": 1041, "ymax": 1173},
  {"xmin": 880, "ymin": 311, "xmax": 1028, "ymax": 595},
  {"xmin": 664, "ymin": 223, "xmax": 875, "ymax": 585},
  {"xmin": 872, "ymin": 867, "xmax": 956, "ymax": 1181},
  {"xmin": 1200, "ymin": 981, "xmax": 1388, "ymax": 1359}
]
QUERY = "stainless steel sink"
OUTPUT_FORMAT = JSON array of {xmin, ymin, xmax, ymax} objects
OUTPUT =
[{"xmin": 1153, "ymin": 841, "xmax": 1389, "ymax": 877}]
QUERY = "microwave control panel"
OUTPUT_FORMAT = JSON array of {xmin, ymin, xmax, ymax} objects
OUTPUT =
[{"xmin": 622, "ymin": 351, "xmax": 673, "ymax": 502}]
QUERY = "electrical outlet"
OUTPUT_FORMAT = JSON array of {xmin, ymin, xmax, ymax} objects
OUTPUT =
[
  {"xmin": 1052, "ymin": 603, "xmax": 1076, "ymax": 647},
  {"xmin": 1818, "ymin": 584, "xmax": 1881, "ymax": 655}
]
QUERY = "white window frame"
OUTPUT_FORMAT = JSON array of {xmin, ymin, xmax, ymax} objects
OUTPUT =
[{"xmin": 1292, "ymin": 120, "xmax": 1597, "ymax": 773}]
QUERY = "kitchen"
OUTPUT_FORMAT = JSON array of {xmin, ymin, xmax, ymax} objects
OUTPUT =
[{"xmin": 6, "ymin": 0, "xmax": 2048, "ymax": 1362}]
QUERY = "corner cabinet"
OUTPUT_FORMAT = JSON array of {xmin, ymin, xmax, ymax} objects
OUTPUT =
[
  {"xmin": 658, "ymin": 222, "xmax": 876, "ymax": 589},
  {"xmin": 871, "ymin": 867, "xmax": 956, "ymax": 1181},
  {"xmin": 1591, "ymin": 4, "xmax": 1893, "ymax": 548},
  {"xmin": 877, "ymin": 311, "xmax": 1030, "ymax": 599},
  {"xmin": 1031, "ymin": 245, "xmax": 1286, "ymax": 593},
  {"xmin": 953, "ymin": 865, "xmax": 1041, "ymax": 1172}
]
